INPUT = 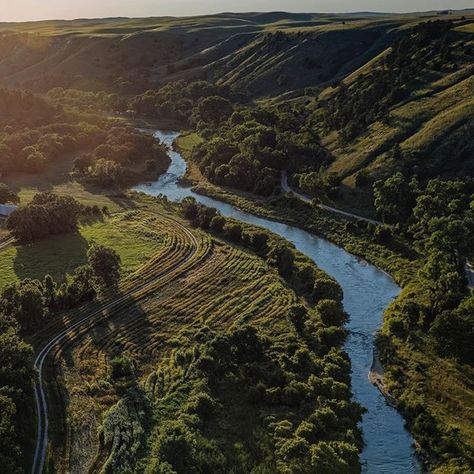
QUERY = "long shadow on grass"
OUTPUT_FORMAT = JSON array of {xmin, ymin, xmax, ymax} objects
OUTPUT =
[{"xmin": 13, "ymin": 232, "xmax": 89, "ymax": 283}]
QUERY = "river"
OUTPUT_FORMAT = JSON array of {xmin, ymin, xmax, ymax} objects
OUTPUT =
[{"xmin": 133, "ymin": 130, "xmax": 421, "ymax": 473}]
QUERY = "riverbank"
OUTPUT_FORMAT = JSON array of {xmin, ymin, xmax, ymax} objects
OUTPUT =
[
  {"xmin": 171, "ymin": 130, "xmax": 474, "ymax": 472},
  {"xmin": 133, "ymin": 129, "xmax": 422, "ymax": 473}
]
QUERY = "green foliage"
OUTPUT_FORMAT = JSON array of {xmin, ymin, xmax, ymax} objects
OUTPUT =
[
  {"xmin": 0, "ymin": 184, "xmax": 19, "ymax": 205},
  {"xmin": 0, "ymin": 313, "xmax": 34, "ymax": 473},
  {"xmin": 373, "ymin": 172, "xmax": 418, "ymax": 224},
  {"xmin": 129, "ymin": 80, "xmax": 234, "ymax": 125},
  {"xmin": 7, "ymin": 192, "xmax": 82, "ymax": 242},
  {"xmin": 110, "ymin": 353, "xmax": 136, "ymax": 379},
  {"xmin": 140, "ymin": 323, "xmax": 362, "ymax": 473},
  {"xmin": 430, "ymin": 295, "xmax": 474, "ymax": 364},
  {"xmin": 87, "ymin": 242, "xmax": 122, "ymax": 289},
  {"xmin": 192, "ymin": 104, "xmax": 332, "ymax": 196},
  {"xmin": 101, "ymin": 389, "xmax": 148, "ymax": 474},
  {"xmin": 316, "ymin": 300, "xmax": 348, "ymax": 327}
]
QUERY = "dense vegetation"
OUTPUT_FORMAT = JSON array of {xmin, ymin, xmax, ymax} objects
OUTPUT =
[
  {"xmin": 7, "ymin": 192, "xmax": 83, "ymax": 242},
  {"xmin": 95, "ymin": 200, "xmax": 362, "ymax": 473},
  {"xmin": 370, "ymin": 174, "xmax": 474, "ymax": 470},
  {"xmin": 0, "ymin": 87, "xmax": 169, "ymax": 191},
  {"xmin": 129, "ymin": 80, "xmax": 237, "ymax": 125},
  {"xmin": 1, "ymin": 241, "xmax": 121, "ymax": 333},
  {"xmin": 0, "ymin": 312, "xmax": 34, "ymax": 474}
]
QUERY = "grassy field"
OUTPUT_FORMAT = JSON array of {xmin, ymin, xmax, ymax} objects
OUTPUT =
[
  {"xmin": 1, "ymin": 151, "xmax": 125, "ymax": 210},
  {"xmin": 0, "ymin": 208, "xmax": 163, "ymax": 290}
]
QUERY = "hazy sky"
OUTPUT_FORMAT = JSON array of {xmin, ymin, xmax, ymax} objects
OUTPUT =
[{"xmin": 2, "ymin": 1, "xmax": 472, "ymax": 22}]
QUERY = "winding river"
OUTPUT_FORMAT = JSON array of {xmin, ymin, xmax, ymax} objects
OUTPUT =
[{"xmin": 134, "ymin": 130, "xmax": 421, "ymax": 473}]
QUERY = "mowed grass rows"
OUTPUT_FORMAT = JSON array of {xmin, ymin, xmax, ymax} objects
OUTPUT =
[
  {"xmin": 52, "ymin": 226, "xmax": 298, "ymax": 472},
  {"xmin": 24, "ymin": 206, "xmax": 210, "ymax": 472}
]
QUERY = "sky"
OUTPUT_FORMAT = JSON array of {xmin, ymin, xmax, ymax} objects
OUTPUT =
[{"xmin": 2, "ymin": 1, "xmax": 472, "ymax": 22}]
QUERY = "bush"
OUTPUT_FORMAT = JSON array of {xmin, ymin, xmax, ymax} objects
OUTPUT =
[
  {"xmin": 316, "ymin": 300, "xmax": 347, "ymax": 327},
  {"xmin": 313, "ymin": 278, "xmax": 343, "ymax": 302},
  {"xmin": 110, "ymin": 354, "xmax": 136, "ymax": 379}
]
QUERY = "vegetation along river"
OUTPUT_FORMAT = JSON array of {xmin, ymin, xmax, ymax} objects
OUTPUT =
[{"xmin": 134, "ymin": 130, "xmax": 421, "ymax": 473}]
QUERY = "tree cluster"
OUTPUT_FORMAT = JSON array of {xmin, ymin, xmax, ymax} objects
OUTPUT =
[
  {"xmin": 192, "ymin": 104, "xmax": 332, "ymax": 196},
  {"xmin": 7, "ymin": 192, "xmax": 83, "ymax": 242},
  {"xmin": 128, "ymin": 80, "xmax": 235, "ymax": 125},
  {"xmin": 374, "ymin": 174, "xmax": 474, "ymax": 365},
  {"xmin": 0, "ymin": 242, "xmax": 121, "ymax": 335},
  {"xmin": 74, "ymin": 126, "xmax": 169, "ymax": 187}
]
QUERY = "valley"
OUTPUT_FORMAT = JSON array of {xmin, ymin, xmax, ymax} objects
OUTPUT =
[{"xmin": 0, "ymin": 7, "xmax": 473, "ymax": 474}]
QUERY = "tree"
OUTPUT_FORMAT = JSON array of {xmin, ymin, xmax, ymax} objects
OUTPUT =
[
  {"xmin": 269, "ymin": 245, "xmax": 295, "ymax": 277},
  {"xmin": 313, "ymin": 278, "xmax": 343, "ymax": 302},
  {"xmin": 419, "ymin": 251, "xmax": 464, "ymax": 318},
  {"xmin": 430, "ymin": 295, "xmax": 474, "ymax": 364},
  {"xmin": 42, "ymin": 275, "xmax": 56, "ymax": 310},
  {"xmin": 288, "ymin": 304, "xmax": 308, "ymax": 333},
  {"xmin": 4, "ymin": 280, "xmax": 45, "ymax": 333},
  {"xmin": 196, "ymin": 96, "xmax": 234, "ymax": 125},
  {"xmin": 0, "ymin": 184, "xmax": 19, "ymax": 204},
  {"xmin": 373, "ymin": 172, "xmax": 417, "ymax": 224},
  {"xmin": 225, "ymin": 223, "xmax": 242, "ymax": 242},
  {"xmin": 317, "ymin": 300, "xmax": 347, "ymax": 327},
  {"xmin": 7, "ymin": 193, "xmax": 82, "ymax": 242},
  {"xmin": 87, "ymin": 243, "xmax": 121, "ymax": 288},
  {"xmin": 210, "ymin": 215, "xmax": 225, "ymax": 233},
  {"xmin": 251, "ymin": 232, "xmax": 268, "ymax": 254}
]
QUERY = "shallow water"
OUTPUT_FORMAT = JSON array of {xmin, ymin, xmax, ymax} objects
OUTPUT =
[{"xmin": 133, "ymin": 130, "xmax": 421, "ymax": 473}]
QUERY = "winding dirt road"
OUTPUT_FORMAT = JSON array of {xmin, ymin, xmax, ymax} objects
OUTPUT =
[
  {"xmin": 281, "ymin": 171, "xmax": 381, "ymax": 226},
  {"xmin": 30, "ymin": 214, "xmax": 201, "ymax": 474}
]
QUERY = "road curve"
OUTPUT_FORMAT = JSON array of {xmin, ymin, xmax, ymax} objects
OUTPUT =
[
  {"xmin": 0, "ymin": 236, "xmax": 15, "ymax": 250},
  {"xmin": 281, "ymin": 171, "xmax": 381, "ymax": 226},
  {"xmin": 31, "ymin": 215, "xmax": 199, "ymax": 474}
]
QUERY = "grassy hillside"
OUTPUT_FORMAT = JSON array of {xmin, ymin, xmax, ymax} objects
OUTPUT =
[{"xmin": 1, "ymin": 11, "xmax": 470, "ymax": 96}]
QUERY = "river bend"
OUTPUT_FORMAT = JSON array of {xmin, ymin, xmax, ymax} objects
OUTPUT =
[{"xmin": 134, "ymin": 130, "xmax": 421, "ymax": 473}]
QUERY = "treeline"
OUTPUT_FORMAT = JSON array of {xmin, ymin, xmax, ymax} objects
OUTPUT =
[
  {"xmin": 6, "ymin": 192, "xmax": 95, "ymax": 243},
  {"xmin": 47, "ymin": 87, "xmax": 126, "ymax": 114},
  {"xmin": 322, "ymin": 20, "xmax": 471, "ymax": 141}
]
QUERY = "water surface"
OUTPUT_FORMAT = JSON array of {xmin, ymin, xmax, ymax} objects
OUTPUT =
[{"xmin": 134, "ymin": 130, "xmax": 421, "ymax": 473}]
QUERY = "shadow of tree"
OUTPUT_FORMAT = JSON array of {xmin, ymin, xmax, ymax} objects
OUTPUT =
[{"xmin": 13, "ymin": 232, "xmax": 89, "ymax": 284}]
